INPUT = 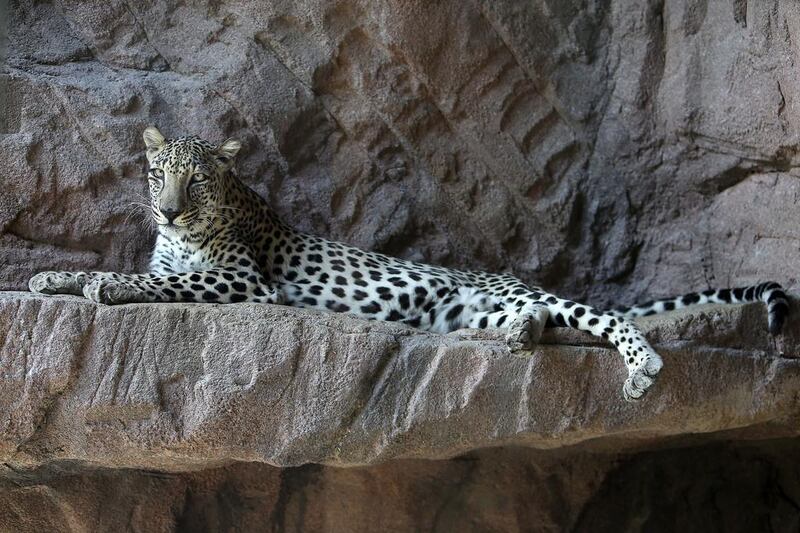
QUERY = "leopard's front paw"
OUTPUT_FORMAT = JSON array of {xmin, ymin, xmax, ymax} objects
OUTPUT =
[
  {"xmin": 29, "ymin": 271, "xmax": 85, "ymax": 295},
  {"xmin": 28, "ymin": 272, "xmax": 58, "ymax": 294},
  {"xmin": 83, "ymin": 279, "xmax": 144, "ymax": 305}
]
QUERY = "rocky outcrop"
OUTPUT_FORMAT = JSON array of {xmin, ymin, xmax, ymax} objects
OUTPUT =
[
  {"xmin": 0, "ymin": 292, "xmax": 798, "ymax": 470},
  {"xmin": 3, "ymin": 0, "xmax": 799, "ymax": 308},
  {"xmin": 0, "ymin": 292, "xmax": 798, "ymax": 530},
  {"xmin": 4, "ymin": 0, "xmax": 800, "ymax": 530}
]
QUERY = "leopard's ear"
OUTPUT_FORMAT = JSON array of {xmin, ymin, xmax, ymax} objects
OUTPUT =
[
  {"xmin": 143, "ymin": 126, "xmax": 166, "ymax": 161},
  {"xmin": 215, "ymin": 138, "xmax": 241, "ymax": 168}
]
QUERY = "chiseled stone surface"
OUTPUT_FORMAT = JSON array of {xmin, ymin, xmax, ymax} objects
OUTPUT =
[{"xmin": 0, "ymin": 291, "xmax": 797, "ymax": 472}]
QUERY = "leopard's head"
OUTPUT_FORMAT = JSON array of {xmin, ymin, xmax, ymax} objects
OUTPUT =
[{"xmin": 142, "ymin": 126, "xmax": 241, "ymax": 235}]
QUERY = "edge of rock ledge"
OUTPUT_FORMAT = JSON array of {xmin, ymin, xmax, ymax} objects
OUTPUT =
[{"xmin": 0, "ymin": 291, "xmax": 797, "ymax": 470}]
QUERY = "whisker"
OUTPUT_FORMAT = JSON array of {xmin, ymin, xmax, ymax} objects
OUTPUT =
[
  {"xmin": 120, "ymin": 201, "xmax": 153, "ymax": 227},
  {"xmin": 122, "ymin": 209, "xmax": 145, "ymax": 227}
]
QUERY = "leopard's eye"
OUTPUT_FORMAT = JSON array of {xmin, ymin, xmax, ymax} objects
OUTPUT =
[
  {"xmin": 149, "ymin": 168, "xmax": 164, "ymax": 180},
  {"xmin": 189, "ymin": 173, "xmax": 207, "ymax": 187}
]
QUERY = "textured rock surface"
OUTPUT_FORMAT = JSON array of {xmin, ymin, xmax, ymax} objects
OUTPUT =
[
  {"xmin": 0, "ymin": 292, "xmax": 798, "ymax": 531},
  {"xmin": 3, "ymin": 0, "xmax": 799, "ymax": 309},
  {"xmin": 0, "ymin": 292, "xmax": 798, "ymax": 470}
]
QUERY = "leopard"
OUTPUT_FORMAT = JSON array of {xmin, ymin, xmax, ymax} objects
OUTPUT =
[{"xmin": 28, "ymin": 127, "xmax": 790, "ymax": 401}]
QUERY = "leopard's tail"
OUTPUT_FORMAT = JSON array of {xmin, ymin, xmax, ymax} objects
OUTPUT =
[{"xmin": 610, "ymin": 281, "xmax": 790, "ymax": 335}]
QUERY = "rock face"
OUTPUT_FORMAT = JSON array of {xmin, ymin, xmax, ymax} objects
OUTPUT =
[
  {"xmin": 0, "ymin": 292, "xmax": 799, "ymax": 530},
  {"xmin": 3, "ymin": 0, "xmax": 799, "ymax": 308},
  {"xmin": 4, "ymin": 0, "xmax": 800, "ymax": 530}
]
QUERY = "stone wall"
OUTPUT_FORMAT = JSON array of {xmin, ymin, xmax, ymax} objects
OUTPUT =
[{"xmin": 3, "ymin": 0, "xmax": 799, "ymax": 307}]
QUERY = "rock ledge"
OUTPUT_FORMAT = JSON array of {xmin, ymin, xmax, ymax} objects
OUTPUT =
[{"xmin": 0, "ymin": 292, "xmax": 798, "ymax": 471}]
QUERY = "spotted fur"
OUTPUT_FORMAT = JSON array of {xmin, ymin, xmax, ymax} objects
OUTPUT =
[
  {"xmin": 611, "ymin": 284, "xmax": 789, "ymax": 335},
  {"xmin": 29, "ymin": 127, "xmax": 790, "ymax": 401}
]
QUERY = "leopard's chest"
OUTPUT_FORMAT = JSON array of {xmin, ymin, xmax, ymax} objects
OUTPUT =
[
  {"xmin": 174, "ymin": 247, "xmax": 215, "ymax": 272},
  {"xmin": 152, "ymin": 235, "xmax": 216, "ymax": 274}
]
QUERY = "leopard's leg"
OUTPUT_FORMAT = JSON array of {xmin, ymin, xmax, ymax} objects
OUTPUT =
[
  {"xmin": 29, "ymin": 270, "xmax": 165, "ymax": 297},
  {"xmin": 29, "ymin": 271, "xmax": 104, "ymax": 296},
  {"xmin": 423, "ymin": 287, "xmax": 549, "ymax": 352},
  {"xmin": 82, "ymin": 267, "xmax": 282, "ymax": 305},
  {"xmin": 462, "ymin": 302, "xmax": 549, "ymax": 353},
  {"xmin": 473, "ymin": 277, "xmax": 662, "ymax": 401},
  {"xmin": 420, "ymin": 287, "xmax": 514, "ymax": 333},
  {"xmin": 534, "ymin": 292, "xmax": 662, "ymax": 401}
]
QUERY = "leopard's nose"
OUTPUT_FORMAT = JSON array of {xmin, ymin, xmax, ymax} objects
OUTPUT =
[{"xmin": 161, "ymin": 208, "xmax": 181, "ymax": 223}]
